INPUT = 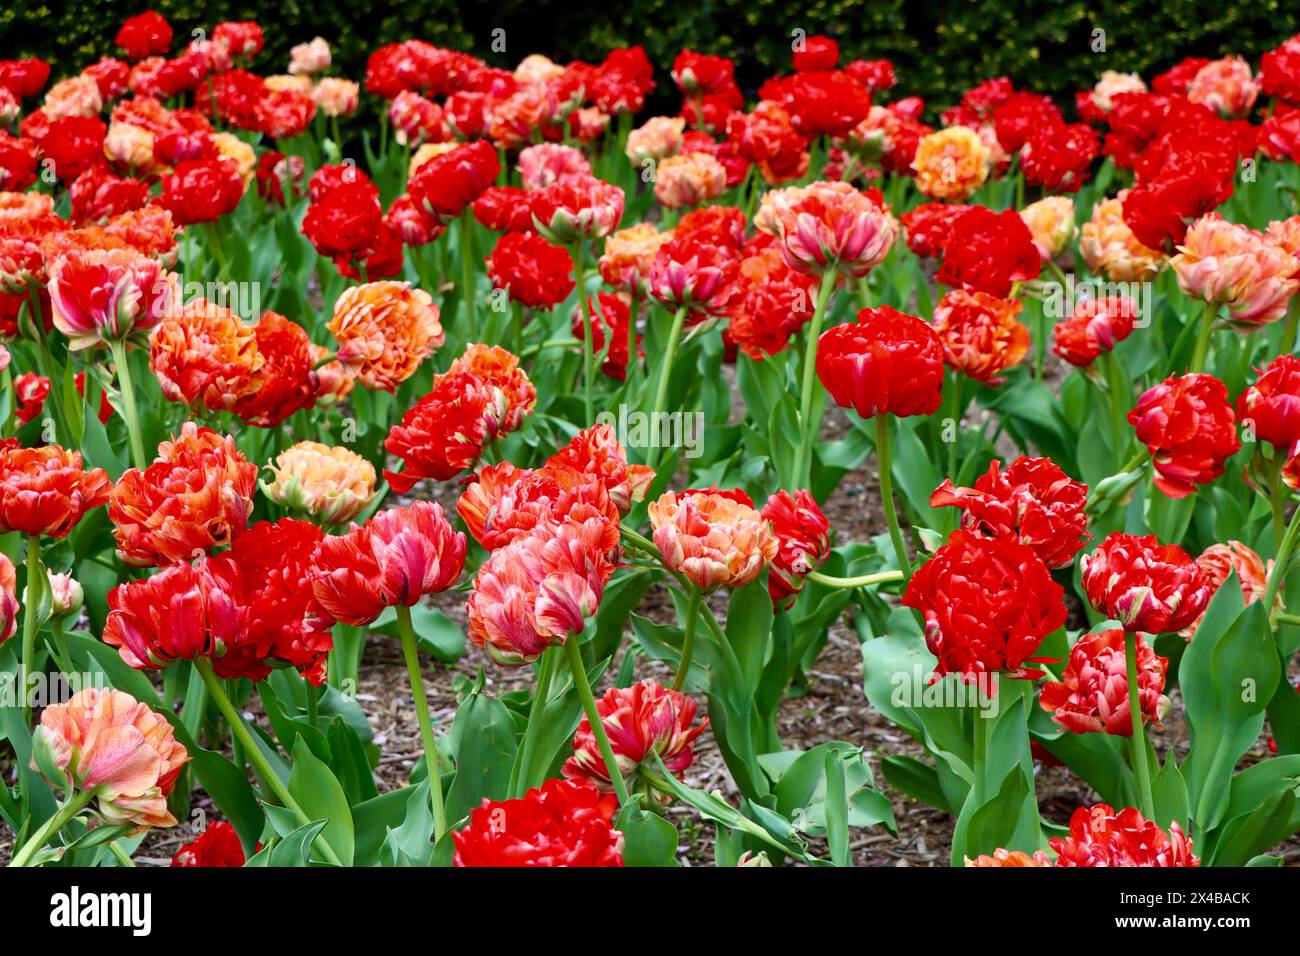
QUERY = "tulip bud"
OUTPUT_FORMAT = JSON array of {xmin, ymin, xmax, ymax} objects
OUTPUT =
[{"xmin": 47, "ymin": 571, "xmax": 83, "ymax": 619}]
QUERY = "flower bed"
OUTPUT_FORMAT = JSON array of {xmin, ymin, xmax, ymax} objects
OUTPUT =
[{"xmin": 0, "ymin": 13, "xmax": 1298, "ymax": 868}]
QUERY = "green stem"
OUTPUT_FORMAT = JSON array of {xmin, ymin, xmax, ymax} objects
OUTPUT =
[
  {"xmin": 671, "ymin": 587, "xmax": 703, "ymax": 691},
  {"xmin": 1102, "ymin": 349, "xmax": 1131, "ymax": 464},
  {"xmin": 806, "ymin": 569, "xmax": 905, "ymax": 589},
  {"xmin": 1124, "ymin": 632, "xmax": 1156, "ymax": 819},
  {"xmin": 460, "ymin": 210, "xmax": 477, "ymax": 331},
  {"xmin": 1274, "ymin": 610, "xmax": 1300, "ymax": 627},
  {"xmin": 575, "ymin": 240, "xmax": 593, "ymax": 424},
  {"xmin": 792, "ymin": 270, "xmax": 839, "ymax": 488},
  {"xmin": 109, "ymin": 340, "xmax": 148, "ymax": 471},
  {"xmin": 109, "ymin": 841, "xmax": 136, "ymax": 867},
  {"xmin": 649, "ymin": 306, "xmax": 688, "ymax": 424},
  {"xmin": 194, "ymin": 659, "xmax": 344, "ymax": 866},
  {"xmin": 9, "ymin": 788, "xmax": 96, "ymax": 867},
  {"xmin": 563, "ymin": 636, "xmax": 630, "ymax": 806},
  {"xmin": 1188, "ymin": 300, "xmax": 1217, "ymax": 374},
  {"xmin": 20, "ymin": 535, "xmax": 41, "ymax": 727},
  {"xmin": 305, "ymin": 680, "xmax": 319, "ymax": 727},
  {"xmin": 512, "ymin": 645, "xmax": 558, "ymax": 797},
  {"xmin": 972, "ymin": 706, "xmax": 992, "ymax": 803},
  {"xmin": 396, "ymin": 604, "xmax": 448, "ymax": 840},
  {"xmin": 1263, "ymin": 500, "xmax": 1300, "ymax": 621},
  {"xmin": 944, "ymin": 369, "xmax": 961, "ymax": 480},
  {"xmin": 875, "ymin": 414, "xmax": 911, "ymax": 577}
]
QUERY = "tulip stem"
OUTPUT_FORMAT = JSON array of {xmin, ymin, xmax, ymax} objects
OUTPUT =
[
  {"xmin": 649, "ymin": 306, "xmax": 688, "ymax": 427},
  {"xmin": 1264, "ymin": 501, "xmax": 1300, "ymax": 623},
  {"xmin": 20, "ymin": 535, "xmax": 41, "ymax": 727},
  {"xmin": 575, "ymin": 240, "xmax": 594, "ymax": 424},
  {"xmin": 792, "ymin": 271, "xmax": 839, "ymax": 489},
  {"xmin": 972, "ymin": 708, "xmax": 992, "ymax": 803},
  {"xmin": 1188, "ymin": 301, "xmax": 1217, "ymax": 374},
  {"xmin": 108, "ymin": 339, "xmax": 148, "ymax": 472},
  {"xmin": 1124, "ymin": 632, "xmax": 1156, "ymax": 819},
  {"xmin": 1101, "ymin": 349, "xmax": 1131, "ymax": 464},
  {"xmin": 875, "ymin": 415, "xmax": 911, "ymax": 577},
  {"xmin": 563, "ymin": 635, "xmax": 630, "ymax": 807},
  {"xmin": 459, "ymin": 210, "xmax": 477, "ymax": 331},
  {"xmin": 806, "ymin": 568, "xmax": 905, "ymax": 589},
  {"xmin": 396, "ymin": 603, "xmax": 449, "ymax": 841},
  {"xmin": 671, "ymin": 587, "xmax": 703, "ymax": 691},
  {"xmin": 9, "ymin": 788, "xmax": 96, "ymax": 867},
  {"xmin": 194, "ymin": 659, "xmax": 344, "ymax": 866}
]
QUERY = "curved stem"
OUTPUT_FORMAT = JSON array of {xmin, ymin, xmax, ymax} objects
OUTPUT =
[
  {"xmin": 108, "ymin": 339, "xmax": 148, "ymax": 471},
  {"xmin": 563, "ymin": 635, "xmax": 630, "ymax": 806},
  {"xmin": 671, "ymin": 587, "xmax": 703, "ymax": 691},
  {"xmin": 649, "ymin": 306, "xmax": 688, "ymax": 424},
  {"xmin": 396, "ymin": 604, "xmax": 448, "ymax": 840},
  {"xmin": 194, "ymin": 659, "xmax": 344, "ymax": 866},
  {"xmin": 9, "ymin": 788, "xmax": 95, "ymax": 867},
  {"xmin": 109, "ymin": 841, "xmax": 136, "ymax": 867},
  {"xmin": 1124, "ymin": 632, "xmax": 1156, "ymax": 819},
  {"xmin": 1188, "ymin": 301, "xmax": 1217, "ymax": 374},
  {"xmin": 875, "ymin": 414, "xmax": 911, "ymax": 577},
  {"xmin": 792, "ymin": 271, "xmax": 839, "ymax": 488},
  {"xmin": 806, "ymin": 568, "xmax": 905, "ymax": 589},
  {"xmin": 1084, "ymin": 448, "xmax": 1152, "ymax": 513},
  {"xmin": 20, "ymin": 535, "xmax": 41, "ymax": 726}
]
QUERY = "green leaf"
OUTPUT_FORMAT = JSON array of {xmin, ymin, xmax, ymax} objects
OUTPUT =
[
  {"xmin": 287, "ymin": 737, "xmax": 355, "ymax": 865},
  {"xmin": 616, "ymin": 801, "xmax": 680, "ymax": 867}
]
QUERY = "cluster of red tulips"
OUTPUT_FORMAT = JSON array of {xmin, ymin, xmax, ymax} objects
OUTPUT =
[{"xmin": 0, "ymin": 9, "xmax": 1298, "ymax": 868}]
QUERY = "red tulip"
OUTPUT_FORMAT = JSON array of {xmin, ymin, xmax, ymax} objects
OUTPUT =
[
  {"xmin": 930, "ymin": 456, "xmax": 1089, "ymax": 569},
  {"xmin": 816, "ymin": 305, "xmax": 945, "ymax": 419},
  {"xmin": 761, "ymin": 489, "xmax": 832, "ymax": 609},
  {"xmin": 563, "ymin": 680, "xmax": 707, "ymax": 797},
  {"xmin": 1050, "ymin": 804, "xmax": 1199, "ymax": 867},
  {"xmin": 936, "ymin": 207, "xmax": 1041, "ymax": 297},
  {"xmin": 1237, "ymin": 354, "xmax": 1300, "ymax": 449},
  {"xmin": 1081, "ymin": 532, "xmax": 1210, "ymax": 634},
  {"xmin": 311, "ymin": 501, "xmax": 465, "ymax": 627},
  {"xmin": 452, "ymin": 778, "xmax": 623, "ymax": 867},
  {"xmin": 171, "ymin": 821, "xmax": 249, "ymax": 867},
  {"xmin": 902, "ymin": 528, "xmax": 1067, "ymax": 679},
  {"xmin": 1129, "ymin": 373, "xmax": 1240, "ymax": 499},
  {"xmin": 1039, "ymin": 629, "xmax": 1169, "ymax": 736}
]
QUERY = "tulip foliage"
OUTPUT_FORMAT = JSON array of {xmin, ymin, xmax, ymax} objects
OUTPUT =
[{"xmin": 0, "ymin": 15, "xmax": 1299, "ymax": 870}]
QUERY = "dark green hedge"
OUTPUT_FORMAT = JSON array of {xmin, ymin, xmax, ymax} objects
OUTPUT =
[{"xmin": 2, "ymin": 0, "xmax": 1295, "ymax": 109}]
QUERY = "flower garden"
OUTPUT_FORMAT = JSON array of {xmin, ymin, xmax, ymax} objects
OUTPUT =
[{"xmin": 0, "ymin": 9, "xmax": 1297, "ymax": 870}]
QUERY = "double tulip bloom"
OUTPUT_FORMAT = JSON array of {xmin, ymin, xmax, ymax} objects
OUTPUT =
[
  {"xmin": 262, "ymin": 441, "xmax": 378, "ymax": 526},
  {"xmin": 1171, "ymin": 213, "xmax": 1299, "ymax": 326},
  {"xmin": 816, "ymin": 305, "xmax": 945, "ymax": 420},
  {"xmin": 648, "ymin": 487, "xmax": 777, "ymax": 593},
  {"xmin": 47, "ymin": 247, "xmax": 176, "ymax": 350},
  {"xmin": 1081, "ymin": 532, "xmax": 1210, "ymax": 634},
  {"xmin": 0, "ymin": 445, "xmax": 111, "ymax": 538},
  {"xmin": 1182, "ymin": 540, "xmax": 1277, "ymax": 639},
  {"xmin": 108, "ymin": 423, "xmax": 256, "ymax": 566},
  {"xmin": 930, "ymin": 456, "xmax": 1089, "ymax": 569},
  {"xmin": 327, "ymin": 281, "xmax": 444, "ymax": 393},
  {"xmin": 1128, "ymin": 372, "xmax": 1240, "ymax": 499},
  {"xmin": 563, "ymin": 679, "xmax": 707, "ymax": 799},
  {"xmin": 930, "ymin": 289, "xmax": 1030, "ymax": 384},
  {"xmin": 902, "ymin": 529, "xmax": 1067, "ymax": 680},
  {"xmin": 1051, "ymin": 803, "xmax": 1199, "ymax": 867},
  {"xmin": 1039, "ymin": 629, "xmax": 1170, "ymax": 736},
  {"xmin": 452, "ymin": 778, "xmax": 623, "ymax": 867},
  {"xmin": 312, "ymin": 501, "xmax": 466, "ymax": 628},
  {"xmin": 1052, "ymin": 295, "xmax": 1140, "ymax": 367},
  {"xmin": 32, "ymin": 688, "xmax": 189, "ymax": 831},
  {"xmin": 771, "ymin": 180, "xmax": 897, "ymax": 278},
  {"xmin": 466, "ymin": 518, "xmax": 617, "ymax": 665},
  {"xmin": 761, "ymin": 489, "xmax": 832, "ymax": 609}
]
